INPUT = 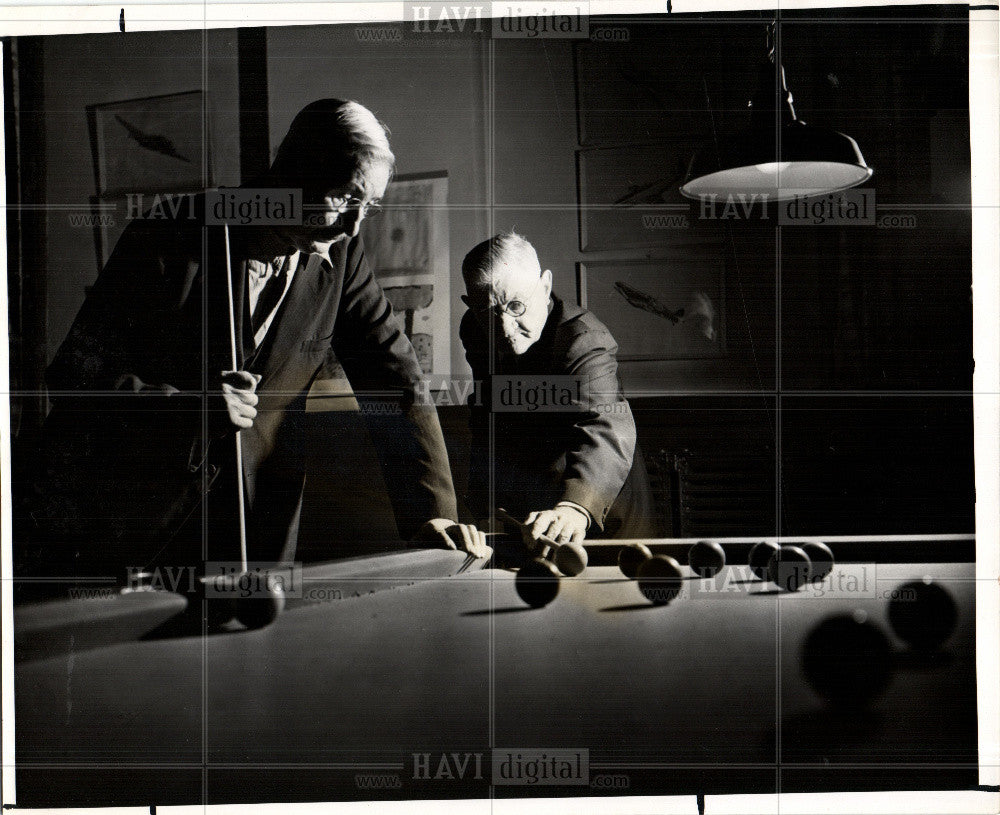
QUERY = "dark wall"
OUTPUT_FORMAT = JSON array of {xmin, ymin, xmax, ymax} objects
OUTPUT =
[
  {"xmin": 569, "ymin": 10, "xmax": 971, "ymax": 392},
  {"xmin": 776, "ymin": 10, "xmax": 972, "ymax": 390},
  {"xmin": 8, "ymin": 6, "xmax": 975, "ymax": 564},
  {"xmin": 631, "ymin": 394, "xmax": 974, "ymax": 537},
  {"xmin": 293, "ymin": 7, "xmax": 974, "ymax": 554},
  {"xmin": 31, "ymin": 29, "xmax": 240, "ymax": 366}
]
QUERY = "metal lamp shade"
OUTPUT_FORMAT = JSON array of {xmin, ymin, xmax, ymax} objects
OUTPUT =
[{"xmin": 680, "ymin": 120, "xmax": 873, "ymax": 202}]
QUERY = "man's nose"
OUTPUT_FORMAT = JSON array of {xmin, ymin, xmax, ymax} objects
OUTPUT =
[
  {"xmin": 340, "ymin": 209, "xmax": 363, "ymax": 238},
  {"xmin": 499, "ymin": 312, "xmax": 520, "ymax": 336}
]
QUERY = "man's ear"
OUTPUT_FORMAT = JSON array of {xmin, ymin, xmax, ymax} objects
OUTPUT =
[
  {"xmin": 460, "ymin": 294, "xmax": 471, "ymax": 307},
  {"xmin": 541, "ymin": 269, "xmax": 553, "ymax": 298}
]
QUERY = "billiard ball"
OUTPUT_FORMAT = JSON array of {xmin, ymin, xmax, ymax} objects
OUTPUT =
[
  {"xmin": 515, "ymin": 558, "xmax": 561, "ymax": 608},
  {"xmin": 688, "ymin": 540, "xmax": 726, "ymax": 578},
  {"xmin": 554, "ymin": 541, "xmax": 588, "ymax": 576},
  {"xmin": 534, "ymin": 540, "xmax": 586, "ymax": 577},
  {"xmin": 802, "ymin": 613, "xmax": 893, "ymax": 708},
  {"xmin": 767, "ymin": 545, "xmax": 812, "ymax": 592},
  {"xmin": 618, "ymin": 543, "xmax": 653, "ymax": 578},
  {"xmin": 234, "ymin": 581, "xmax": 286, "ymax": 629},
  {"xmin": 801, "ymin": 541, "xmax": 835, "ymax": 581},
  {"xmin": 636, "ymin": 555, "xmax": 683, "ymax": 605},
  {"xmin": 748, "ymin": 541, "xmax": 780, "ymax": 580},
  {"xmin": 887, "ymin": 578, "xmax": 958, "ymax": 651}
]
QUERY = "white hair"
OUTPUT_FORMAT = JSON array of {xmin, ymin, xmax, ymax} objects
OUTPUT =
[
  {"xmin": 462, "ymin": 231, "xmax": 541, "ymax": 290},
  {"xmin": 269, "ymin": 98, "xmax": 395, "ymax": 189}
]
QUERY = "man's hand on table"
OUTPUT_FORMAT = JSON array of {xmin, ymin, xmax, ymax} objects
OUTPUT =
[
  {"xmin": 417, "ymin": 518, "xmax": 493, "ymax": 559},
  {"xmin": 524, "ymin": 505, "xmax": 589, "ymax": 546}
]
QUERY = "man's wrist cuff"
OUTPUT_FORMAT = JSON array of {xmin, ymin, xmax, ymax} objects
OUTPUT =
[{"xmin": 556, "ymin": 501, "xmax": 592, "ymax": 530}]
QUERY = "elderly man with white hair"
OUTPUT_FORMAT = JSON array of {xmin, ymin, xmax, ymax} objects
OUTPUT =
[
  {"xmin": 23, "ymin": 99, "xmax": 487, "ymax": 603},
  {"xmin": 459, "ymin": 231, "xmax": 655, "ymax": 546}
]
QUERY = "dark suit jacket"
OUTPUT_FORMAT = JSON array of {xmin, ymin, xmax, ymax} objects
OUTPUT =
[
  {"xmin": 30, "ymin": 194, "xmax": 457, "ymax": 577},
  {"xmin": 460, "ymin": 296, "xmax": 654, "ymax": 538}
]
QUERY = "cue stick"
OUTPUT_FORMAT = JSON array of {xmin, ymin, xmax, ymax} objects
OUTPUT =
[
  {"xmin": 223, "ymin": 224, "xmax": 249, "ymax": 574},
  {"xmin": 496, "ymin": 507, "xmax": 560, "ymax": 552}
]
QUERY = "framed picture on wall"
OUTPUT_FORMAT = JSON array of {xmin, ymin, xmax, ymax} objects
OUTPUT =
[
  {"xmin": 87, "ymin": 90, "xmax": 210, "ymax": 196},
  {"xmin": 574, "ymin": 37, "xmax": 717, "ymax": 148},
  {"xmin": 360, "ymin": 171, "xmax": 450, "ymax": 378},
  {"xmin": 577, "ymin": 143, "xmax": 698, "ymax": 251},
  {"xmin": 577, "ymin": 254, "xmax": 726, "ymax": 361},
  {"xmin": 89, "ymin": 190, "xmax": 203, "ymax": 270}
]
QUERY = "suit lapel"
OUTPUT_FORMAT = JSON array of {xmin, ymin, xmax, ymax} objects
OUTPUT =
[{"xmin": 251, "ymin": 252, "xmax": 332, "ymax": 377}]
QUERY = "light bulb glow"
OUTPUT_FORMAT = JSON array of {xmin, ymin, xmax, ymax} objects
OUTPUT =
[{"xmin": 754, "ymin": 162, "xmax": 792, "ymax": 174}]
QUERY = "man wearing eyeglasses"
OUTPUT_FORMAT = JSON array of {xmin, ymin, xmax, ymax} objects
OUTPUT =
[
  {"xmin": 25, "ymin": 100, "xmax": 486, "ymax": 600},
  {"xmin": 459, "ymin": 232, "xmax": 654, "ymax": 546}
]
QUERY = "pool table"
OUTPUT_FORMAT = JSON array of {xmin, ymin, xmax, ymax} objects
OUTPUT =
[{"xmin": 12, "ymin": 535, "xmax": 980, "ymax": 807}]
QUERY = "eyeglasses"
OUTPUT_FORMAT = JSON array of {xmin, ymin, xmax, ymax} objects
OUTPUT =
[
  {"xmin": 471, "ymin": 299, "xmax": 528, "ymax": 319},
  {"xmin": 330, "ymin": 195, "xmax": 382, "ymax": 218},
  {"xmin": 469, "ymin": 275, "xmax": 543, "ymax": 320}
]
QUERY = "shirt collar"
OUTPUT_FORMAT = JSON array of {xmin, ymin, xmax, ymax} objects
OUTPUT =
[
  {"xmin": 313, "ymin": 245, "xmax": 334, "ymax": 267},
  {"xmin": 238, "ymin": 225, "xmax": 351, "ymax": 278},
  {"xmin": 245, "ymin": 227, "xmax": 298, "ymax": 264}
]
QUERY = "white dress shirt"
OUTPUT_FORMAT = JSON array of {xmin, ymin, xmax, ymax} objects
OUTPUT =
[{"xmin": 247, "ymin": 251, "xmax": 299, "ymax": 348}]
